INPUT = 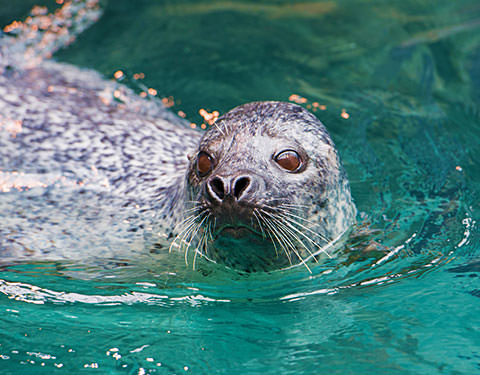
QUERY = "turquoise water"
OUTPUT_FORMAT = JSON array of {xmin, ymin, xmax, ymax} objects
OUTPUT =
[{"xmin": 1, "ymin": 0, "xmax": 480, "ymax": 374}]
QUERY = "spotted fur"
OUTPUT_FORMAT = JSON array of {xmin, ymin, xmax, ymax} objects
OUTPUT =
[
  {"xmin": 0, "ymin": 6, "xmax": 355, "ymax": 270},
  {"xmin": 0, "ymin": 58, "xmax": 200, "ymax": 260}
]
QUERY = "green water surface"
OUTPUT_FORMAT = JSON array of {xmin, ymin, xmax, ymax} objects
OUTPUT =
[{"xmin": 1, "ymin": 0, "xmax": 480, "ymax": 374}]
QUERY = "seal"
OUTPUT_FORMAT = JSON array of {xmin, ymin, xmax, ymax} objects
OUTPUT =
[
  {"xmin": 177, "ymin": 101, "xmax": 356, "ymax": 272},
  {"xmin": 0, "ymin": 1, "xmax": 356, "ymax": 272}
]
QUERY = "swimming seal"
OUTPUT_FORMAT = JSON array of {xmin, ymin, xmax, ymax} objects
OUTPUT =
[
  {"xmin": 0, "ymin": 62, "xmax": 355, "ymax": 272},
  {"xmin": 0, "ymin": 4, "xmax": 356, "ymax": 272}
]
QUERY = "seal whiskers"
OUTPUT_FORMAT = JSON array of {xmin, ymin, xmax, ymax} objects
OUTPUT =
[
  {"xmin": 253, "ymin": 209, "xmax": 281, "ymax": 259},
  {"xmin": 168, "ymin": 215, "xmax": 197, "ymax": 253},
  {"xmin": 272, "ymin": 212, "xmax": 333, "ymax": 259},
  {"xmin": 275, "ymin": 207, "xmax": 335, "ymax": 246},
  {"xmin": 258, "ymin": 207, "xmax": 323, "ymax": 267},
  {"xmin": 183, "ymin": 214, "xmax": 211, "ymax": 266},
  {"xmin": 169, "ymin": 212, "xmax": 203, "ymax": 255},
  {"xmin": 192, "ymin": 220, "xmax": 213, "ymax": 269},
  {"xmin": 212, "ymin": 121, "xmax": 226, "ymax": 137},
  {"xmin": 262, "ymin": 213, "xmax": 313, "ymax": 273},
  {"xmin": 256, "ymin": 212, "xmax": 295, "ymax": 267}
]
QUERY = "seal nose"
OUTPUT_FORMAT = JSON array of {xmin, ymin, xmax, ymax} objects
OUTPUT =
[{"xmin": 207, "ymin": 175, "xmax": 252, "ymax": 203}]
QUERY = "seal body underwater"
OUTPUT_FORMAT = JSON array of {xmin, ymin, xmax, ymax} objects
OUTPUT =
[{"xmin": 0, "ymin": 5, "xmax": 356, "ymax": 272}]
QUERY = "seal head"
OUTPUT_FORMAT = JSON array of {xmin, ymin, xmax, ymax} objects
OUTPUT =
[{"xmin": 182, "ymin": 101, "xmax": 356, "ymax": 272}]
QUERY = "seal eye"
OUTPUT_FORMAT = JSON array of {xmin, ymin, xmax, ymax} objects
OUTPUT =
[
  {"xmin": 196, "ymin": 152, "xmax": 214, "ymax": 177},
  {"xmin": 274, "ymin": 150, "xmax": 302, "ymax": 172}
]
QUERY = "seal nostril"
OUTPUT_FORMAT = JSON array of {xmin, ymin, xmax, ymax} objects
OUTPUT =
[
  {"xmin": 233, "ymin": 176, "xmax": 250, "ymax": 199},
  {"xmin": 209, "ymin": 177, "xmax": 225, "ymax": 200}
]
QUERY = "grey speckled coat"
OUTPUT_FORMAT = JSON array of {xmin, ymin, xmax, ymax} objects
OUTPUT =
[
  {"xmin": 0, "ymin": 5, "xmax": 356, "ymax": 270},
  {"xmin": 0, "ymin": 58, "xmax": 200, "ymax": 261}
]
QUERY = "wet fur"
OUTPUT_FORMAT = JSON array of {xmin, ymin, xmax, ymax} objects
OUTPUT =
[{"xmin": 1, "ymin": 14, "xmax": 355, "ymax": 270}]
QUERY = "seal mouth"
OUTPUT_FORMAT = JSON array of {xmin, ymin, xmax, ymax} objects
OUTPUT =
[
  {"xmin": 210, "ymin": 221, "xmax": 286, "ymax": 272},
  {"xmin": 215, "ymin": 225, "xmax": 263, "ymax": 239}
]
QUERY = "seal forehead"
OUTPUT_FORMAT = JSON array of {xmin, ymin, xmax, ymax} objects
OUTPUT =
[
  {"xmin": 201, "ymin": 101, "xmax": 333, "ymax": 150},
  {"xmin": 221, "ymin": 101, "xmax": 319, "ymax": 132}
]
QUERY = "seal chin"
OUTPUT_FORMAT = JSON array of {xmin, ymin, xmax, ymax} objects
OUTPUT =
[{"xmin": 210, "ymin": 225, "xmax": 290, "ymax": 272}]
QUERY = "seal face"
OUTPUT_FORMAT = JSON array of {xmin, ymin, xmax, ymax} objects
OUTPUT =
[{"xmin": 180, "ymin": 101, "xmax": 356, "ymax": 272}]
